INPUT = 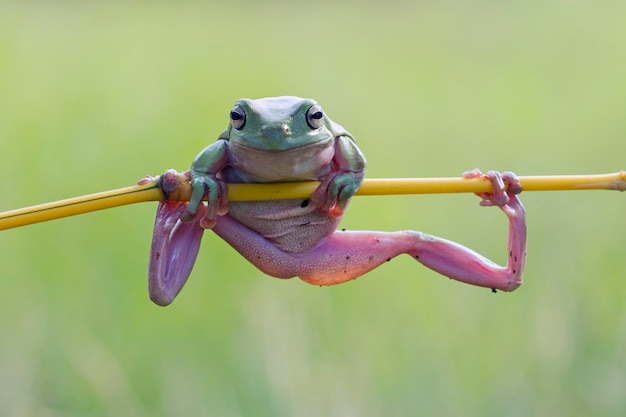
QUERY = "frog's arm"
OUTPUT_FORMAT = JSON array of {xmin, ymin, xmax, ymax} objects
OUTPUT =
[
  {"xmin": 311, "ymin": 135, "xmax": 366, "ymax": 216},
  {"xmin": 184, "ymin": 139, "xmax": 230, "ymax": 228}
]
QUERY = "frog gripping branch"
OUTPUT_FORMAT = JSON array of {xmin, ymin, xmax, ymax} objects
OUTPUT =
[
  {"xmin": 3, "ymin": 98, "xmax": 623, "ymax": 305},
  {"xmin": 148, "ymin": 97, "xmax": 527, "ymax": 306}
]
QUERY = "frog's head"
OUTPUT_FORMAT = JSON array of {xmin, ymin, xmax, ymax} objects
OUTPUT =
[{"xmin": 220, "ymin": 96, "xmax": 346, "ymax": 151}]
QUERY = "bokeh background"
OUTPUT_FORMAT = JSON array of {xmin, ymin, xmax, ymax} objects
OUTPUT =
[{"xmin": 1, "ymin": 1, "xmax": 625, "ymax": 416}]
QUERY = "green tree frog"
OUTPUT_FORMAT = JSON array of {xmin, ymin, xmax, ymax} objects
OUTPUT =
[{"xmin": 144, "ymin": 96, "xmax": 526, "ymax": 306}]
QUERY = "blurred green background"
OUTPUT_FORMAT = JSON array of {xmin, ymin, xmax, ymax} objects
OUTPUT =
[{"xmin": 1, "ymin": 1, "xmax": 625, "ymax": 416}]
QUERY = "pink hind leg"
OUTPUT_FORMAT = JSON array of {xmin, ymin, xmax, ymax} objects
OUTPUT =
[{"xmin": 212, "ymin": 191, "xmax": 526, "ymax": 292}]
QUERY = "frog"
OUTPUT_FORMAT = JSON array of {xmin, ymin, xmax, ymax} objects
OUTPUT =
[{"xmin": 144, "ymin": 96, "xmax": 527, "ymax": 306}]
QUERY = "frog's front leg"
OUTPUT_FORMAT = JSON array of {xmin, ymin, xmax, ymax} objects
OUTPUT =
[
  {"xmin": 183, "ymin": 139, "xmax": 230, "ymax": 228},
  {"xmin": 310, "ymin": 135, "xmax": 366, "ymax": 217},
  {"xmin": 212, "ymin": 170, "xmax": 526, "ymax": 292}
]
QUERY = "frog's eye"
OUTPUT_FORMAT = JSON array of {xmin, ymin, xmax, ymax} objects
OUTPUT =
[
  {"xmin": 230, "ymin": 105, "xmax": 246, "ymax": 130},
  {"xmin": 306, "ymin": 104, "xmax": 324, "ymax": 129}
]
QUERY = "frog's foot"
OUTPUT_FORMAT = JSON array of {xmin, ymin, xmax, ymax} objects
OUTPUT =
[
  {"xmin": 463, "ymin": 169, "xmax": 522, "ymax": 207},
  {"xmin": 460, "ymin": 169, "xmax": 526, "ymax": 290},
  {"xmin": 141, "ymin": 169, "xmax": 205, "ymax": 306},
  {"xmin": 160, "ymin": 169, "xmax": 183, "ymax": 194},
  {"xmin": 138, "ymin": 169, "xmax": 191, "ymax": 199},
  {"xmin": 148, "ymin": 199, "xmax": 206, "ymax": 306}
]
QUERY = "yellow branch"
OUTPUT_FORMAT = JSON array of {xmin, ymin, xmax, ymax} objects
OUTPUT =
[{"xmin": 1, "ymin": 171, "xmax": 624, "ymax": 231}]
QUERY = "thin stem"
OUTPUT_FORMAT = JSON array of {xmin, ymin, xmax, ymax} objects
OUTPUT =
[
  {"xmin": 0, "ymin": 171, "xmax": 624, "ymax": 231},
  {"xmin": 0, "ymin": 181, "xmax": 162, "ymax": 231}
]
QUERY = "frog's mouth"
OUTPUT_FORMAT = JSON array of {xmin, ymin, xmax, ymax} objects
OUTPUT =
[
  {"xmin": 230, "ymin": 137, "xmax": 335, "ymax": 182},
  {"xmin": 230, "ymin": 136, "xmax": 333, "ymax": 153}
]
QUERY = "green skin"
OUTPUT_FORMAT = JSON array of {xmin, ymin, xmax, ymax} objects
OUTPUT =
[
  {"xmin": 185, "ymin": 96, "xmax": 366, "ymax": 228},
  {"xmin": 146, "ymin": 96, "xmax": 527, "ymax": 306}
]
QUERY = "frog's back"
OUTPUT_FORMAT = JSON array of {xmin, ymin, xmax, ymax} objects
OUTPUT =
[{"xmin": 226, "ymin": 199, "xmax": 342, "ymax": 254}]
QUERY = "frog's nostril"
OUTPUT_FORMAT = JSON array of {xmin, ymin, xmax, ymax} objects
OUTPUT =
[{"xmin": 261, "ymin": 124, "xmax": 291, "ymax": 138}]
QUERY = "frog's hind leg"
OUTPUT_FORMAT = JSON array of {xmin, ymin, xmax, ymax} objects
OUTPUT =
[
  {"xmin": 212, "ymin": 211, "xmax": 526, "ymax": 292},
  {"xmin": 148, "ymin": 201, "xmax": 205, "ymax": 306}
]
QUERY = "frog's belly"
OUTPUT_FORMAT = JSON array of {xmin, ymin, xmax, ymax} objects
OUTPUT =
[{"xmin": 226, "ymin": 199, "xmax": 342, "ymax": 254}]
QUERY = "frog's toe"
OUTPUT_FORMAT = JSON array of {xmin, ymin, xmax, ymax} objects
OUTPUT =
[
  {"xmin": 180, "ymin": 209, "xmax": 197, "ymax": 223},
  {"xmin": 501, "ymin": 171, "xmax": 522, "ymax": 195},
  {"xmin": 328, "ymin": 201, "xmax": 348, "ymax": 217},
  {"xmin": 465, "ymin": 169, "xmax": 512, "ymax": 207},
  {"xmin": 137, "ymin": 175, "xmax": 157, "ymax": 185},
  {"xmin": 462, "ymin": 168, "xmax": 483, "ymax": 180},
  {"xmin": 199, "ymin": 212, "xmax": 217, "ymax": 229}
]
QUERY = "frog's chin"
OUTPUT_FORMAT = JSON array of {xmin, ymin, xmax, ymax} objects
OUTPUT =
[{"xmin": 230, "ymin": 137, "xmax": 335, "ymax": 182}]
